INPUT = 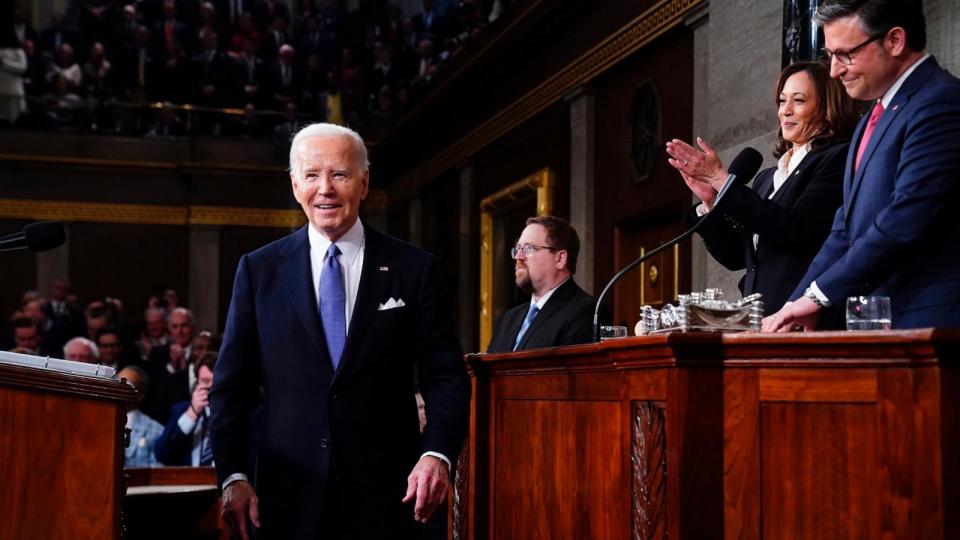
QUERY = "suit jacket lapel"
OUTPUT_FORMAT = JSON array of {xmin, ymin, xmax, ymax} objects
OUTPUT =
[
  {"xmin": 335, "ymin": 222, "xmax": 394, "ymax": 382},
  {"xmin": 279, "ymin": 226, "xmax": 329, "ymax": 362},
  {"xmin": 517, "ymin": 279, "xmax": 576, "ymax": 350},
  {"xmin": 845, "ymin": 56, "xmax": 939, "ymax": 221},
  {"xmin": 753, "ymin": 169, "xmax": 775, "ymax": 200}
]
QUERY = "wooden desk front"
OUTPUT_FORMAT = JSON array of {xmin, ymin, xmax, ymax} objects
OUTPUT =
[{"xmin": 455, "ymin": 330, "xmax": 960, "ymax": 539}]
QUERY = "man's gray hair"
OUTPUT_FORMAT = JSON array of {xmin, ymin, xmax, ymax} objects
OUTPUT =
[
  {"xmin": 288, "ymin": 123, "xmax": 370, "ymax": 175},
  {"xmin": 169, "ymin": 306, "xmax": 194, "ymax": 323},
  {"xmin": 64, "ymin": 336, "xmax": 100, "ymax": 360}
]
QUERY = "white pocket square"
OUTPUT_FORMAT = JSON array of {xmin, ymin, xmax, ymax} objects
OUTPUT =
[{"xmin": 377, "ymin": 297, "xmax": 406, "ymax": 311}]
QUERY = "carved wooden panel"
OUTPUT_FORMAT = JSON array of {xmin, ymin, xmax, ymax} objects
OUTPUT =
[
  {"xmin": 632, "ymin": 401, "xmax": 667, "ymax": 540},
  {"xmin": 453, "ymin": 434, "xmax": 469, "ymax": 540}
]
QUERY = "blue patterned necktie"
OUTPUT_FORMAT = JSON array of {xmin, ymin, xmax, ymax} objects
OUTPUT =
[
  {"xmin": 513, "ymin": 304, "xmax": 540, "ymax": 351},
  {"xmin": 319, "ymin": 244, "xmax": 346, "ymax": 369},
  {"xmin": 199, "ymin": 413, "xmax": 213, "ymax": 465}
]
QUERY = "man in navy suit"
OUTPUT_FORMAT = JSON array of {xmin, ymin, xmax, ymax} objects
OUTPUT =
[
  {"xmin": 764, "ymin": 0, "xmax": 960, "ymax": 331},
  {"xmin": 210, "ymin": 123, "xmax": 470, "ymax": 539}
]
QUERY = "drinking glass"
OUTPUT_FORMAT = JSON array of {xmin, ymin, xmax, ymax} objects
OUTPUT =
[{"xmin": 845, "ymin": 296, "xmax": 891, "ymax": 330}]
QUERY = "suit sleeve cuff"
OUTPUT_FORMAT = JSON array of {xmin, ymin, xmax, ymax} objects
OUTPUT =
[
  {"xmin": 809, "ymin": 281, "xmax": 832, "ymax": 307},
  {"xmin": 421, "ymin": 451, "xmax": 451, "ymax": 470},
  {"xmin": 222, "ymin": 473, "xmax": 249, "ymax": 491},
  {"xmin": 695, "ymin": 202, "xmax": 711, "ymax": 217},
  {"xmin": 177, "ymin": 412, "xmax": 197, "ymax": 434}
]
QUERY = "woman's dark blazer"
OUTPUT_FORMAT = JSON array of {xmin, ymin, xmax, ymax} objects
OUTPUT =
[{"xmin": 694, "ymin": 141, "xmax": 849, "ymax": 320}]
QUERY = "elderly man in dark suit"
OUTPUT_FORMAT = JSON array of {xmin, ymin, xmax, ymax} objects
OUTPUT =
[
  {"xmin": 764, "ymin": 0, "xmax": 960, "ymax": 331},
  {"xmin": 487, "ymin": 216, "xmax": 595, "ymax": 353},
  {"xmin": 210, "ymin": 123, "xmax": 470, "ymax": 539}
]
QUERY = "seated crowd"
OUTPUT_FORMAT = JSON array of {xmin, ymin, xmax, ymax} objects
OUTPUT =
[
  {"xmin": 1, "ymin": 278, "xmax": 220, "ymax": 468},
  {"xmin": 3, "ymin": 0, "xmax": 511, "ymax": 138}
]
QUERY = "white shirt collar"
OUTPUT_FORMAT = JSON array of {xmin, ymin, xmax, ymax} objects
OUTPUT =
[
  {"xmin": 881, "ymin": 53, "xmax": 930, "ymax": 109},
  {"xmin": 531, "ymin": 276, "xmax": 570, "ymax": 310},
  {"xmin": 307, "ymin": 217, "xmax": 365, "ymax": 266},
  {"xmin": 772, "ymin": 142, "xmax": 811, "ymax": 195}
]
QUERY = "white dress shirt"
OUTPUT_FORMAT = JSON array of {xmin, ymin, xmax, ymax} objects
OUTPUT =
[
  {"xmin": 308, "ymin": 218, "xmax": 365, "ymax": 326},
  {"xmin": 753, "ymin": 142, "xmax": 811, "ymax": 250}
]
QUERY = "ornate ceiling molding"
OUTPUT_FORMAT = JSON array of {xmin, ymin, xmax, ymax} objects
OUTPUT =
[
  {"xmin": 389, "ymin": 0, "xmax": 704, "ymax": 201},
  {"xmin": 0, "ymin": 198, "xmax": 305, "ymax": 228}
]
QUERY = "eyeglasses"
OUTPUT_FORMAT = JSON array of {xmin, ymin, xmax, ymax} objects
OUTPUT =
[
  {"xmin": 822, "ymin": 34, "xmax": 883, "ymax": 65},
  {"xmin": 511, "ymin": 243, "xmax": 557, "ymax": 259}
]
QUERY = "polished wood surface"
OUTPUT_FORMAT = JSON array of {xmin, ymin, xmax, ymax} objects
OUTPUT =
[
  {"xmin": 459, "ymin": 329, "xmax": 960, "ymax": 539},
  {"xmin": 124, "ymin": 467, "xmax": 225, "ymax": 540},
  {"xmin": 0, "ymin": 363, "xmax": 137, "ymax": 539}
]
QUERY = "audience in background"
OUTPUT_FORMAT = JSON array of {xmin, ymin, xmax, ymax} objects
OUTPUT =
[
  {"xmin": 4, "ymin": 0, "xmax": 513, "ymax": 136},
  {"xmin": 142, "ymin": 307, "xmax": 197, "ymax": 423},
  {"xmin": 153, "ymin": 352, "xmax": 218, "ymax": 466},
  {"xmin": 63, "ymin": 336, "xmax": 100, "ymax": 362},
  {"xmin": 119, "ymin": 365, "xmax": 164, "ymax": 468}
]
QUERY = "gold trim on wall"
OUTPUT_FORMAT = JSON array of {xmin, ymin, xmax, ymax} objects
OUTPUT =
[
  {"xmin": 389, "ymin": 0, "xmax": 704, "ymax": 201},
  {"xmin": 479, "ymin": 168, "xmax": 554, "ymax": 349},
  {"xmin": 0, "ymin": 198, "xmax": 306, "ymax": 228}
]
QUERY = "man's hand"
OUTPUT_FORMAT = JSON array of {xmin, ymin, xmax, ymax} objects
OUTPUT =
[
  {"xmin": 401, "ymin": 455, "xmax": 449, "ymax": 523},
  {"xmin": 762, "ymin": 296, "xmax": 821, "ymax": 333},
  {"xmin": 187, "ymin": 382, "xmax": 210, "ymax": 421},
  {"xmin": 221, "ymin": 480, "xmax": 260, "ymax": 540}
]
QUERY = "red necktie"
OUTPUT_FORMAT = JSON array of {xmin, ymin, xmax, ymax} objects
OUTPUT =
[{"xmin": 855, "ymin": 101, "xmax": 884, "ymax": 172}]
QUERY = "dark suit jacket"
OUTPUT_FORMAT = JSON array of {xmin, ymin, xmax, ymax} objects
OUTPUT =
[
  {"xmin": 486, "ymin": 278, "xmax": 595, "ymax": 353},
  {"xmin": 142, "ymin": 345, "xmax": 191, "ymax": 424},
  {"xmin": 209, "ymin": 222, "xmax": 470, "ymax": 539},
  {"xmin": 695, "ymin": 141, "xmax": 848, "ymax": 320},
  {"xmin": 154, "ymin": 400, "xmax": 208, "ymax": 466},
  {"xmin": 791, "ymin": 56, "xmax": 960, "ymax": 328}
]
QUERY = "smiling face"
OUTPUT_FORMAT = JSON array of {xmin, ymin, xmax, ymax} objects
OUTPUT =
[
  {"xmin": 291, "ymin": 135, "xmax": 369, "ymax": 241},
  {"xmin": 778, "ymin": 70, "xmax": 821, "ymax": 146},
  {"xmin": 824, "ymin": 15, "xmax": 898, "ymax": 101}
]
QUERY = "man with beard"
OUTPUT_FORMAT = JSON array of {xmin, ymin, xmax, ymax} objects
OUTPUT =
[{"xmin": 487, "ymin": 216, "xmax": 596, "ymax": 352}]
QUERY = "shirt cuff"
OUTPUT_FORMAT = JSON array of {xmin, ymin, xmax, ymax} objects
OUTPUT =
[
  {"xmin": 421, "ymin": 451, "xmax": 451, "ymax": 470},
  {"xmin": 177, "ymin": 411, "xmax": 197, "ymax": 434},
  {"xmin": 809, "ymin": 281, "xmax": 832, "ymax": 307},
  {"xmin": 695, "ymin": 202, "xmax": 711, "ymax": 217},
  {"xmin": 222, "ymin": 473, "xmax": 249, "ymax": 491}
]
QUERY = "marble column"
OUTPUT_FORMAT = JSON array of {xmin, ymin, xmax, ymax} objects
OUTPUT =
[
  {"xmin": 565, "ymin": 85, "xmax": 596, "ymax": 294},
  {"xmin": 188, "ymin": 225, "xmax": 220, "ymax": 333}
]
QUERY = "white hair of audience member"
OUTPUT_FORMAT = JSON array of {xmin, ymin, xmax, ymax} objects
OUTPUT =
[
  {"xmin": 288, "ymin": 123, "xmax": 370, "ymax": 174},
  {"xmin": 64, "ymin": 336, "xmax": 100, "ymax": 362},
  {"xmin": 168, "ymin": 306, "xmax": 194, "ymax": 323}
]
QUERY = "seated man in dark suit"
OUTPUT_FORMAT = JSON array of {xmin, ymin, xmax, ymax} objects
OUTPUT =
[
  {"xmin": 154, "ymin": 353, "xmax": 217, "ymax": 466},
  {"xmin": 487, "ymin": 216, "xmax": 596, "ymax": 352},
  {"xmin": 142, "ymin": 307, "xmax": 196, "ymax": 423}
]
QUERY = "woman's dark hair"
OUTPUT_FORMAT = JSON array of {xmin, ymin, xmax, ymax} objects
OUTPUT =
[{"xmin": 773, "ymin": 60, "xmax": 860, "ymax": 158}]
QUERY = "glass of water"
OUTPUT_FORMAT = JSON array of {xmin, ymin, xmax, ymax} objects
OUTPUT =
[
  {"xmin": 845, "ymin": 296, "xmax": 891, "ymax": 330},
  {"xmin": 600, "ymin": 325, "xmax": 629, "ymax": 341}
]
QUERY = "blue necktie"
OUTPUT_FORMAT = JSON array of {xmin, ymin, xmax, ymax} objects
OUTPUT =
[
  {"xmin": 199, "ymin": 414, "xmax": 213, "ymax": 465},
  {"xmin": 513, "ymin": 304, "xmax": 540, "ymax": 351},
  {"xmin": 319, "ymin": 244, "xmax": 346, "ymax": 369}
]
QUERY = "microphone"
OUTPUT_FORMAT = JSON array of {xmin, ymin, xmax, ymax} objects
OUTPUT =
[
  {"xmin": 0, "ymin": 222, "xmax": 67, "ymax": 253},
  {"xmin": 592, "ymin": 147, "xmax": 764, "ymax": 341}
]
